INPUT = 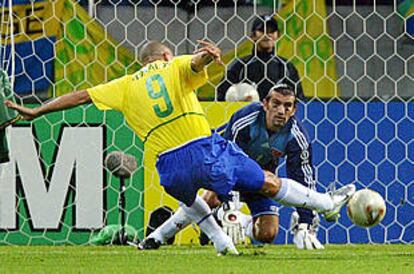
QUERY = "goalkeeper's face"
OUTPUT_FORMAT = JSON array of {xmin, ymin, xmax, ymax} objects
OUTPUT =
[{"xmin": 263, "ymin": 91, "xmax": 296, "ymax": 132}]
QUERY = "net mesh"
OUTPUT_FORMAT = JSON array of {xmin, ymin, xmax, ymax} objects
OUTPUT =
[{"xmin": 0, "ymin": 0, "xmax": 412, "ymax": 245}]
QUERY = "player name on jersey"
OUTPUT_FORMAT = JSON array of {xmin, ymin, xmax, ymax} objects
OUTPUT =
[{"xmin": 133, "ymin": 62, "xmax": 170, "ymax": 81}]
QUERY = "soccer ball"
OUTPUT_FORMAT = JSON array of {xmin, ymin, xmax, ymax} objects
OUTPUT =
[
  {"xmin": 225, "ymin": 83, "xmax": 260, "ymax": 102},
  {"xmin": 347, "ymin": 189, "xmax": 386, "ymax": 228}
]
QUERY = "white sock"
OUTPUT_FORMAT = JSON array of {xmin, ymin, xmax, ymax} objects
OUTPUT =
[
  {"xmin": 147, "ymin": 207, "xmax": 192, "ymax": 244},
  {"xmin": 274, "ymin": 178, "xmax": 333, "ymax": 212},
  {"xmin": 181, "ymin": 196, "xmax": 230, "ymax": 252}
]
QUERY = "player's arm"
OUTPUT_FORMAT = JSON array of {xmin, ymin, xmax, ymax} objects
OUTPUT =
[
  {"xmin": 286, "ymin": 136, "xmax": 317, "ymax": 225},
  {"xmin": 286, "ymin": 122, "xmax": 316, "ymax": 218},
  {"xmin": 286, "ymin": 123, "xmax": 323, "ymax": 250},
  {"xmin": 222, "ymin": 104, "xmax": 259, "ymax": 142},
  {"xmin": 5, "ymin": 90, "xmax": 91, "ymax": 121},
  {"xmin": 222, "ymin": 112, "xmax": 247, "ymax": 144},
  {"xmin": 191, "ymin": 40, "xmax": 223, "ymax": 72},
  {"xmin": 7, "ymin": 75, "xmax": 128, "ymax": 122}
]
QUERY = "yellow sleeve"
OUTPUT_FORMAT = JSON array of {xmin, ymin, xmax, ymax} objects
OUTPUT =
[
  {"xmin": 174, "ymin": 55, "xmax": 208, "ymax": 91},
  {"xmin": 87, "ymin": 76, "xmax": 130, "ymax": 111}
]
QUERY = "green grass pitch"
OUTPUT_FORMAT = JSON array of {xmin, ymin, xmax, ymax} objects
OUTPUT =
[{"xmin": 0, "ymin": 244, "xmax": 413, "ymax": 273}]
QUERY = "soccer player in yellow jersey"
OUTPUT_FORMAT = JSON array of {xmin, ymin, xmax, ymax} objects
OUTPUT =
[{"xmin": 6, "ymin": 40, "xmax": 355, "ymax": 255}]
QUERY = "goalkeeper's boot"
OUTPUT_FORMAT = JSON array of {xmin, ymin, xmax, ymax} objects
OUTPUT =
[
  {"xmin": 138, "ymin": 238, "xmax": 161, "ymax": 250},
  {"xmin": 324, "ymin": 184, "xmax": 356, "ymax": 222}
]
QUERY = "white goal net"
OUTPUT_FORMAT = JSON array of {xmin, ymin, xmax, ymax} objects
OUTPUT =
[{"xmin": 0, "ymin": 0, "xmax": 412, "ymax": 245}]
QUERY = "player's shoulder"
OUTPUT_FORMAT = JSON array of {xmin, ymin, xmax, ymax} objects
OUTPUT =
[
  {"xmin": 230, "ymin": 102, "xmax": 263, "ymax": 123},
  {"xmin": 235, "ymin": 102, "xmax": 262, "ymax": 116},
  {"xmin": 228, "ymin": 55, "xmax": 254, "ymax": 68},
  {"xmin": 272, "ymin": 54, "xmax": 297, "ymax": 70},
  {"xmin": 288, "ymin": 117, "xmax": 310, "ymax": 141},
  {"xmin": 226, "ymin": 103, "xmax": 262, "ymax": 137},
  {"xmin": 290, "ymin": 116, "xmax": 305, "ymax": 130},
  {"xmin": 169, "ymin": 55, "xmax": 195, "ymax": 74},
  {"xmin": 274, "ymin": 54, "xmax": 289, "ymax": 62},
  {"xmin": 171, "ymin": 55, "xmax": 192, "ymax": 65},
  {"xmin": 270, "ymin": 54, "xmax": 289, "ymax": 65}
]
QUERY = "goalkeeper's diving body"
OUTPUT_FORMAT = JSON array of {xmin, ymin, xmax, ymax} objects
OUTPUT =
[
  {"xmin": 6, "ymin": 41, "xmax": 355, "ymax": 255},
  {"xmin": 140, "ymin": 83, "xmax": 336, "ymax": 250}
]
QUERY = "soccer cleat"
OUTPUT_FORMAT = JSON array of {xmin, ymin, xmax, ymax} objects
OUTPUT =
[
  {"xmin": 137, "ymin": 238, "xmax": 161, "ymax": 250},
  {"xmin": 145, "ymin": 206, "xmax": 175, "ymax": 245},
  {"xmin": 324, "ymin": 184, "xmax": 356, "ymax": 222},
  {"xmin": 217, "ymin": 241, "xmax": 239, "ymax": 256}
]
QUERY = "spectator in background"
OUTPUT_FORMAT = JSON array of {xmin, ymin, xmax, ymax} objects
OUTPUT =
[{"xmin": 217, "ymin": 14, "xmax": 305, "ymax": 101}]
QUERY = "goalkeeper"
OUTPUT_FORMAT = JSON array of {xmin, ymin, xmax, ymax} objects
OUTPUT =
[
  {"xmin": 140, "ymin": 83, "xmax": 324, "ymax": 250},
  {"xmin": 7, "ymin": 41, "xmax": 354, "ymax": 255}
]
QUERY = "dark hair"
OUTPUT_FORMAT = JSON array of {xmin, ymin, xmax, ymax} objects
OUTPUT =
[
  {"xmin": 265, "ymin": 82, "xmax": 297, "ymax": 103},
  {"xmin": 251, "ymin": 14, "xmax": 278, "ymax": 33}
]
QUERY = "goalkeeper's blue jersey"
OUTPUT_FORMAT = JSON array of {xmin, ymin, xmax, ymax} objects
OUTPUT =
[{"xmin": 222, "ymin": 102, "xmax": 316, "ymax": 223}]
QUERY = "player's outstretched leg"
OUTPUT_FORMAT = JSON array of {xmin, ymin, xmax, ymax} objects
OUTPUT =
[
  {"xmin": 323, "ymin": 184, "xmax": 356, "ymax": 221},
  {"xmin": 180, "ymin": 196, "xmax": 238, "ymax": 255},
  {"xmin": 139, "ymin": 207, "xmax": 192, "ymax": 250},
  {"xmin": 140, "ymin": 196, "xmax": 238, "ymax": 255},
  {"xmin": 261, "ymin": 174, "xmax": 356, "ymax": 221},
  {"xmin": 233, "ymin": 150, "xmax": 355, "ymax": 222}
]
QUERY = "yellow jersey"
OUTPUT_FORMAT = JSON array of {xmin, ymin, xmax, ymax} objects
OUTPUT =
[{"xmin": 87, "ymin": 55, "xmax": 212, "ymax": 155}]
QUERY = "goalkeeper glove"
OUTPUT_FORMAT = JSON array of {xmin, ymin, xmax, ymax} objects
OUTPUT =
[
  {"xmin": 216, "ymin": 193, "xmax": 247, "ymax": 245},
  {"xmin": 290, "ymin": 211, "xmax": 324, "ymax": 250}
]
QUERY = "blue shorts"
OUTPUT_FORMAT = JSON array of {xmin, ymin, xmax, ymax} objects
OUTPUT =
[
  {"xmin": 241, "ymin": 192, "xmax": 279, "ymax": 218},
  {"xmin": 156, "ymin": 134, "xmax": 264, "ymax": 206}
]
